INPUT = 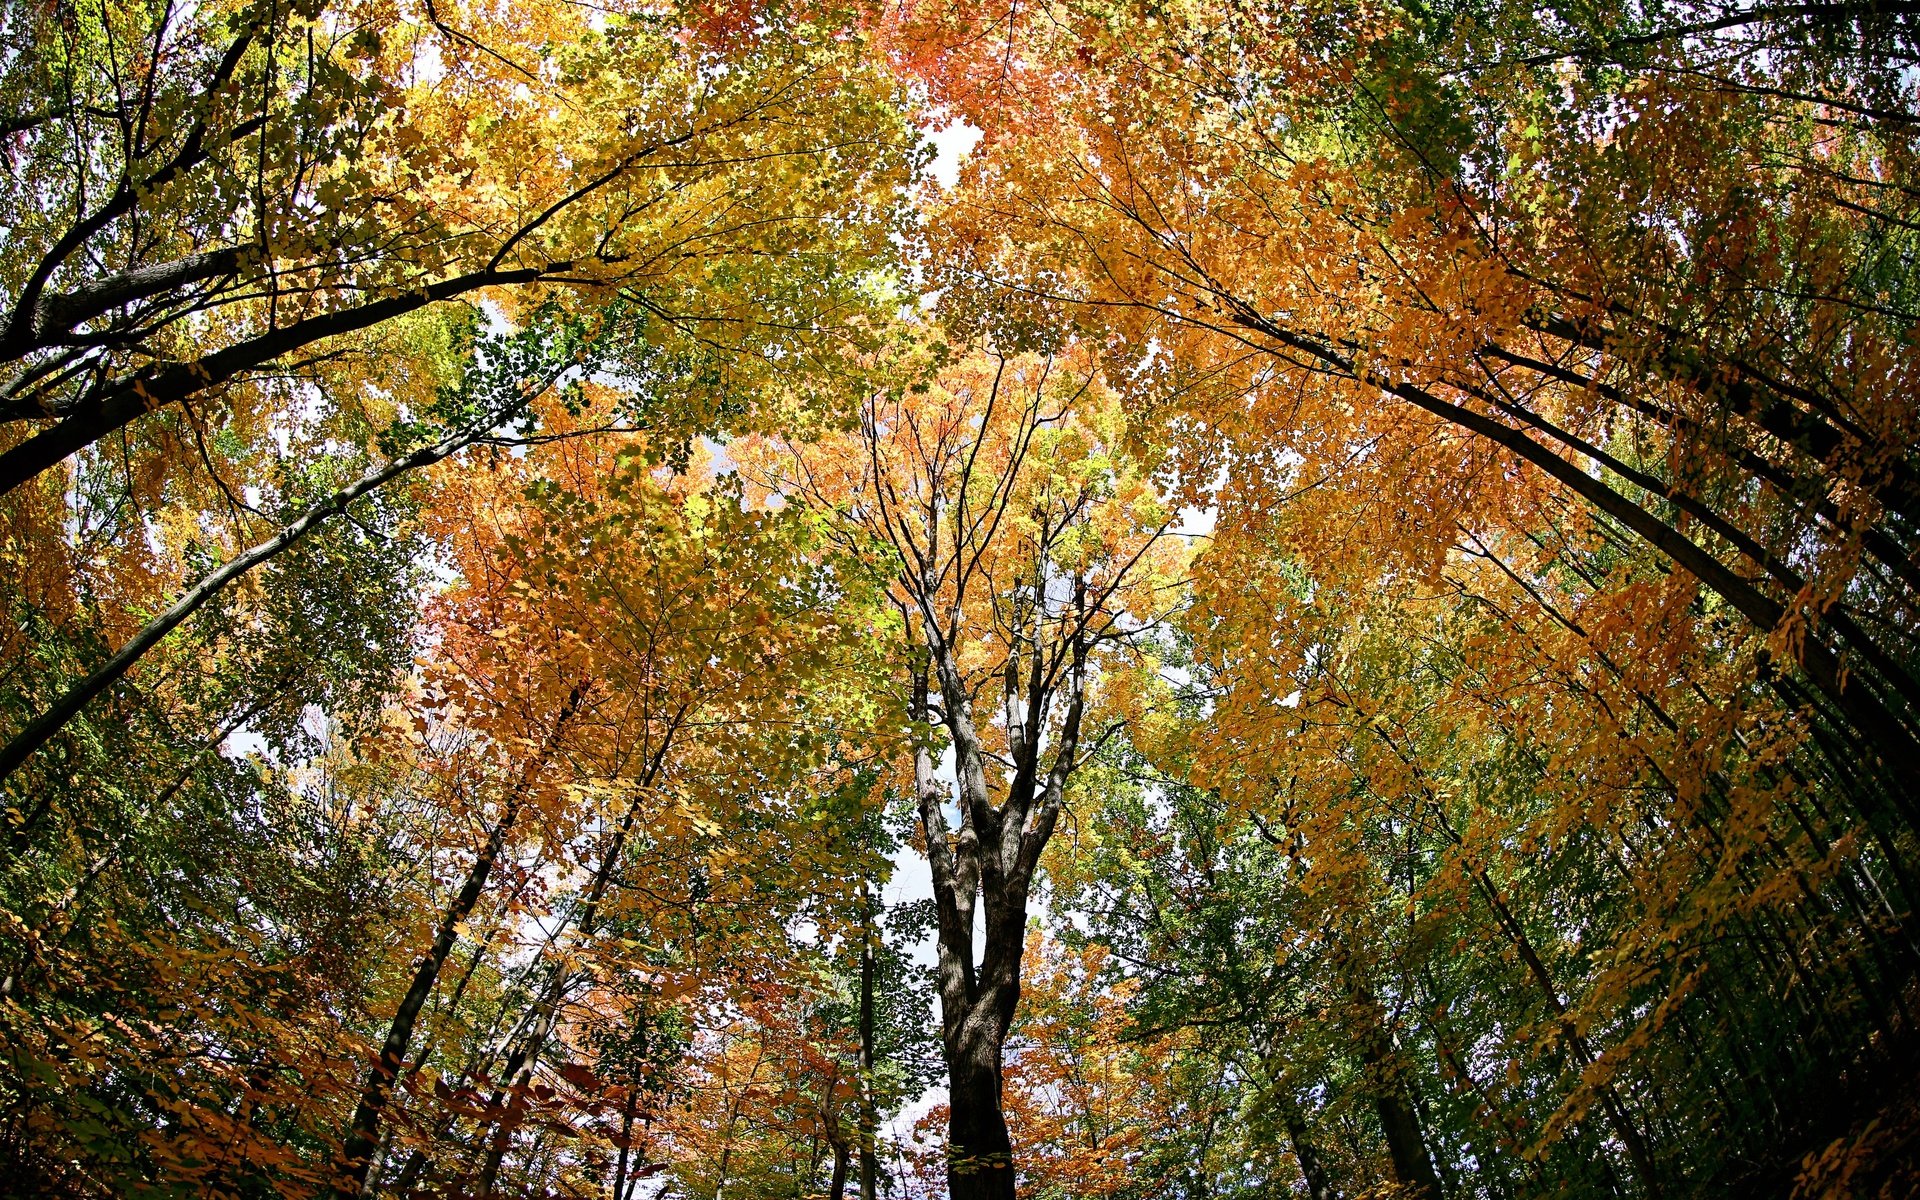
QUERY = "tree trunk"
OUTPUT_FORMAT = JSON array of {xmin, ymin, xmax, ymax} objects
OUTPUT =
[
  {"xmin": 912, "ymin": 655, "xmax": 1036, "ymax": 1200},
  {"xmin": 1275, "ymin": 1084, "xmax": 1337, "ymax": 1200},
  {"xmin": 331, "ymin": 685, "xmax": 584, "ymax": 1198},
  {"xmin": 1351, "ymin": 986, "xmax": 1441, "ymax": 1199},
  {"xmin": 612, "ymin": 1084, "xmax": 639, "ymax": 1200},
  {"xmin": 884, "ymin": 428, "xmax": 1095, "ymax": 1200},
  {"xmin": 829, "ymin": 1140, "xmax": 851, "ymax": 1200},
  {"xmin": 945, "ymin": 1002, "xmax": 1018, "ymax": 1200},
  {"xmin": 858, "ymin": 884, "xmax": 879, "ymax": 1200}
]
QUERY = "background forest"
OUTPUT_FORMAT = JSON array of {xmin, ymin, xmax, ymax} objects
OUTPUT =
[{"xmin": 2, "ymin": 1, "xmax": 1918, "ymax": 1198}]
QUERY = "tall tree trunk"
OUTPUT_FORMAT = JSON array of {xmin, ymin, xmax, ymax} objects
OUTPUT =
[
  {"xmin": 913, "ymin": 663, "xmax": 1026, "ymax": 1200},
  {"xmin": 1350, "ymin": 985, "xmax": 1441, "ymax": 1199},
  {"xmin": 943, "ymin": 990, "xmax": 1019, "ymax": 1200},
  {"xmin": 612, "ymin": 1084, "xmax": 640, "ymax": 1200},
  {"xmin": 880, "ymin": 406, "xmax": 1096, "ymax": 1200},
  {"xmin": 858, "ymin": 883, "xmax": 880, "ymax": 1200},
  {"xmin": 909, "ymin": 581, "xmax": 1087, "ymax": 1198},
  {"xmin": 1275, "ymin": 1084, "xmax": 1337, "ymax": 1200},
  {"xmin": 829, "ymin": 1140, "xmax": 851, "ymax": 1200}
]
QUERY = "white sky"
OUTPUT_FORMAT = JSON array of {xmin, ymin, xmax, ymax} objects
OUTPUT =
[{"xmin": 926, "ymin": 122, "xmax": 984, "ymax": 190}]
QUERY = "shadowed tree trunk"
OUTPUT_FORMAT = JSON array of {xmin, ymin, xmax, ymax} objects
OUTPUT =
[
  {"xmin": 1348, "ymin": 984, "xmax": 1441, "ymax": 1200},
  {"xmin": 909, "ymin": 595, "xmax": 1091, "ymax": 1200},
  {"xmin": 1274, "ymin": 1084, "xmax": 1337, "ymax": 1200},
  {"xmin": 858, "ymin": 882, "xmax": 880, "ymax": 1200}
]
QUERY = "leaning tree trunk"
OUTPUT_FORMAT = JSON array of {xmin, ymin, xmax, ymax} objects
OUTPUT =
[
  {"xmin": 1348, "ymin": 982, "xmax": 1441, "ymax": 1200},
  {"xmin": 1275, "ymin": 1085, "xmax": 1337, "ymax": 1200}
]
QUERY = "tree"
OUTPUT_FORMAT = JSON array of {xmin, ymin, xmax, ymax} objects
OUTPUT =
[
  {"xmin": 9, "ymin": 5, "xmax": 1920, "ymax": 1197},
  {"xmin": 911, "ymin": 0, "xmax": 1920, "ymax": 818},
  {"xmin": 352, "ymin": 421, "xmax": 878, "ymax": 1197},
  {"xmin": 0, "ymin": 0, "xmax": 919, "ymax": 496},
  {"xmin": 742, "ymin": 341, "xmax": 1187, "ymax": 1198},
  {"xmin": 1, "ymin": 0, "xmax": 920, "ymax": 862}
]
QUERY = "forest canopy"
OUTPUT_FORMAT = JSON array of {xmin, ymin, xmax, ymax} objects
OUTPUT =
[{"xmin": 3, "ymin": 0, "xmax": 1918, "ymax": 1197}]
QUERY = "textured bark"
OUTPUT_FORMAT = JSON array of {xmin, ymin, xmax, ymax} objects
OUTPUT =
[
  {"xmin": 913, "ymin": 615, "xmax": 1084, "ymax": 1200},
  {"xmin": 829, "ymin": 1140, "xmax": 851, "ymax": 1200},
  {"xmin": 945, "ymin": 1025, "xmax": 1018, "ymax": 1200},
  {"xmin": 0, "ymin": 246, "xmax": 246, "ymax": 382}
]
